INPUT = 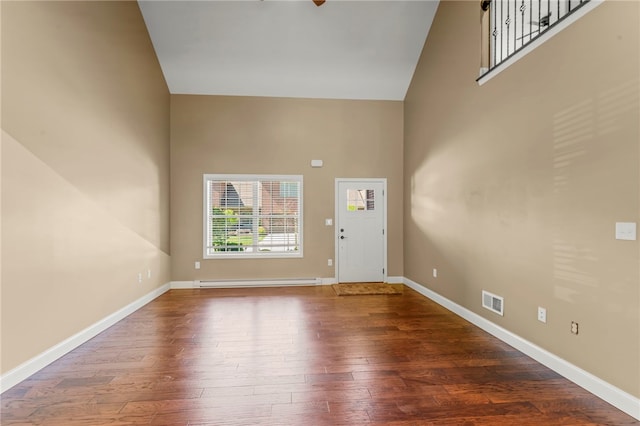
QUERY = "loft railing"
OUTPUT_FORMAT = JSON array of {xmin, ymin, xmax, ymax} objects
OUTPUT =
[{"xmin": 481, "ymin": 0, "xmax": 591, "ymax": 73}]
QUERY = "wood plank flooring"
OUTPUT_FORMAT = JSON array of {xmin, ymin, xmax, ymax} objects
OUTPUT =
[{"xmin": 2, "ymin": 286, "xmax": 638, "ymax": 425}]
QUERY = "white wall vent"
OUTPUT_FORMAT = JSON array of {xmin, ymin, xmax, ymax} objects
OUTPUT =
[{"xmin": 482, "ymin": 290, "xmax": 504, "ymax": 316}]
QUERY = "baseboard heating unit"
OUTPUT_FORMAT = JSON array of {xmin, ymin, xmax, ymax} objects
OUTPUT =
[{"xmin": 195, "ymin": 278, "xmax": 321, "ymax": 288}]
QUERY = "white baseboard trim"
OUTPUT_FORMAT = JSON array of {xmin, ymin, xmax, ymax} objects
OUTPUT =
[
  {"xmin": 195, "ymin": 277, "xmax": 321, "ymax": 288},
  {"xmin": 0, "ymin": 283, "xmax": 171, "ymax": 393},
  {"xmin": 170, "ymin": 280, "xmax": 195, "ymax": 289},
  {"xmin": 403, "ymin": 277, "xmax": 640, "ymax": 420},
  {"xmin": 171, "ymin": 278, "xmax": 338, "ymax": 290},
  {"xmin": 387, "ymin": 276, "xmax": 404, "ymax": 284}
]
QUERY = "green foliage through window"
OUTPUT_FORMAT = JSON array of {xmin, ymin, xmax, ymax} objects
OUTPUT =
[{"xmin": 204, "ymin": 175, "xmax": 303, "ymax": 258}]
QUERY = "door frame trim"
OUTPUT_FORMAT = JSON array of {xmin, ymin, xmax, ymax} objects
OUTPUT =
[{"xmin": 334, "ymin": 178, "xmax": 388, "ymax": 283}]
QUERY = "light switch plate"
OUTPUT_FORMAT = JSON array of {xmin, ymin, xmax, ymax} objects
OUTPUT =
[{"xmin": 615, "ymin": 222, "xmax": 637, "ymax": 241}]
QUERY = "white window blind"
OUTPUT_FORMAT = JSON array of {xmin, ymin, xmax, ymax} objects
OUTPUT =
[{"xmin": 203, "ymin": 174, "xmax": 303, "ymax": 258}]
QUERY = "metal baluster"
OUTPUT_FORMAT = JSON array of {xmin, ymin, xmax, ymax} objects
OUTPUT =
[
  {"xmin": 513, "ymin": 1, "xmax": 518, "ymax": 52},
  {"xmin": 486, "ymin": 0, "xmax": 591, "ymax": 71},
  {"xmin": 500, "ymin": 0, "xmax": 503, "ymax": 63},
  {"xmin": 505, "ymin": 1, "xmax": 510, "ymax": 58},
  {"xmin": 520, "ymin": 0, "xmax": 525, "ymax": 49},
  {"xmin": 529, "ymin": 0, "xmax": 533, "ymax": 42},
  {"xmin": 493, "ymin": 2, "xmax": 498, "ymax": 66},
  {"xmin": 538, "ymin": 0, "xmax": 542, "ymax": 40}
]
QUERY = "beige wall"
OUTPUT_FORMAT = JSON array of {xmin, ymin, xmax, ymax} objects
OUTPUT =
[
  {"xmin": 2, "ymin": 0, "xmax": 636, "ymax": 404},
  {"xmin": 170, "ymin": 95, "xmax": 403, "ymax": 281},
  {"xmin": 404, "ymin": 0, "xmax": 639, "ymax": 397},
  {"xmin": 1, "ymin": 1, "xmax": 170, "ymax": 374}
]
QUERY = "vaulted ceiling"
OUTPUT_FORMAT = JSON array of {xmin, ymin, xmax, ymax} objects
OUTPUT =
[{"xmin": 138, "ymin": 0, "xmax": 439, "ymax": 100}]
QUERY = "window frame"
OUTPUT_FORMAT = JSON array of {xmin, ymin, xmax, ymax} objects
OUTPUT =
[{"xmin": 203, "ymin": 174, "xmax": 303, "ymax": 259}]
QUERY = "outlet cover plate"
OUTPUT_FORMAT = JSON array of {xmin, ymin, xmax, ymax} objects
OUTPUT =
[
  {"xmin": 571, "ymin": 321, "xmax": 579, "ymax": 335},
  {"xmin": 537, "ymin": 307, "xmax": 547, "ymax": 323}
]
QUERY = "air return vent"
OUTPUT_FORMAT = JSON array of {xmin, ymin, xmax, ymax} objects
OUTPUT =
[{"xmin": 482, "ymin": 290, "xmax": 504, "ymax": 316}]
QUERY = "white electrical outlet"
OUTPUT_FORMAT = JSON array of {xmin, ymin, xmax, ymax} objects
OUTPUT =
[
  {"xmin": 195, "ymin": 261, "xmax": 201, "ymax": 270},
  {"xmin": 571, "ymin": 321, "xmax": 579, "ymax": 335},
  {"xmin": 328, "ymin": 259, "xmax": 333, "ymax": 266},
  {"xmin": 537, "ymin": 307, "xmax": 547, "ymax": 323},
  {"xmin": 433, "ymin": 268, "xmax": 437, "ymax": 278},
  {"xmin": 325, "ymin": 218, "xmax": 333, "ymax": 226},
  {"xmin": 137, "ymin": 273, "xmax": 142, "ymax": 283}
]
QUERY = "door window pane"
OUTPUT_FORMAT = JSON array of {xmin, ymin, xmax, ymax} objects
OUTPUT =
[{"xmin": 346, "ymin": 189, "xmax": 375, "ymax": 211}]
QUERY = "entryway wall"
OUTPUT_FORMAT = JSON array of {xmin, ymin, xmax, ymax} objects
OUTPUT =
[{"xmin": 169, "ymin": 95, "xmax": 404, "ymax": 283}]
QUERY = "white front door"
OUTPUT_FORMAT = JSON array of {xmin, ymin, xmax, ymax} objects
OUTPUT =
[{"xmin": 336, "ymin": 179, "xmax": 386, "ymax": 283}]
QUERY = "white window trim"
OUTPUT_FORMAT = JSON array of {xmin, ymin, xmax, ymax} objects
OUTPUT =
[
  {"xmin": 478, "ymin": 0, "xmax": 603, "ymax": 86},
  {"xmin": 203, "ymin": 174, "xmax": 303, "ymax": 259}
]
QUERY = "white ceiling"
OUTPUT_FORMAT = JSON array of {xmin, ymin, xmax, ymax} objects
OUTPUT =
[{"xmin": 138, "ymin": 0, "xmax": 439, "ymax": 101}]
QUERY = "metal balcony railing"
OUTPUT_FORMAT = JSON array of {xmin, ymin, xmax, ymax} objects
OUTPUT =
[{"xmin": 483, "ymin": 0, "xmax": 592, "ymax": 72}]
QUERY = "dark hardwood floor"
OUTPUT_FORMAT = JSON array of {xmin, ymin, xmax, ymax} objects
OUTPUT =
[{"xmin": 2, "ymin": 286, "xmax": 638, "ymax": 425}]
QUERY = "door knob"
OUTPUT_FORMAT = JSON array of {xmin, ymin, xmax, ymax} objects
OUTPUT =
[{"xmin": 340, "ymin": 235, "xmax": 346, "ymax": 239}]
